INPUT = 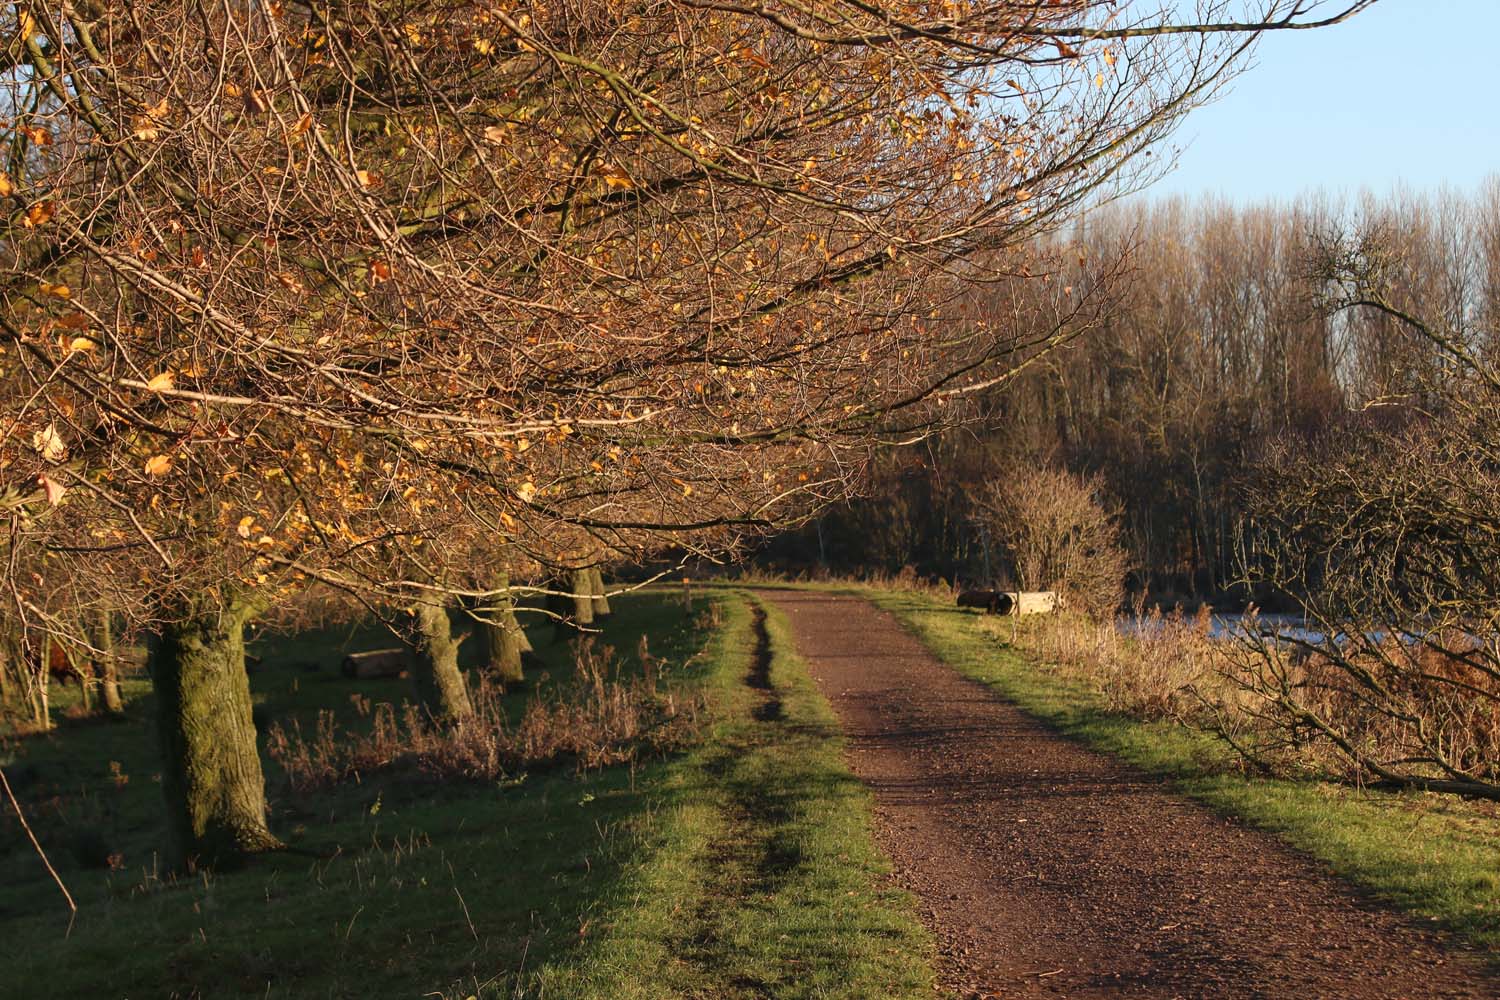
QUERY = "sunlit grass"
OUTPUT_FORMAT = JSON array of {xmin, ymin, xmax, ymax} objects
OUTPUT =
[
  {"xmin": 864, "ymin": 587, "xmax": 1500, "ymax": 955},
  {"xmin": 0, "ymin": 590, "xmax": 939, "ymax": 998}
]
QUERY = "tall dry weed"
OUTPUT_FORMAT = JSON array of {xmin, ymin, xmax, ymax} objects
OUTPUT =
[{"xmin": 265, "ymin": 638, "xmax": 705, "ymax": 793}]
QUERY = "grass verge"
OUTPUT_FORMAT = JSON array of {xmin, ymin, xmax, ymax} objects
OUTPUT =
[
  {"xmin": 1, "ymin": 589, "xmax": 938, "ymax": 998},
  {"xmin": 531, "ymin": 591, "xmax": 939, "ymax": 998},
  {"xmin": 862, "ymin": 588, "xmax": 1500, "ymax": 955}
]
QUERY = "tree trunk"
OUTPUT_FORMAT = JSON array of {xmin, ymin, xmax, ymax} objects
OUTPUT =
[
  {"xmin": 482, "ymin": 576, "xmax": 527, "ymax": 687},
  {"xmin": 570, "ymin": 568, "xmax": 595, "ymax": 627},
  {"xmin": 588, "ymin": 566, "xmax": 612, "ymax": 619},
  {"xmin": 408, "ymin": 602, "xmax": 473, "ymax": 724},
  {"xmin": 34, "ymin": 636, "xmax": 52, "ymax": 731},
  {"xmin": 96, "ymin": 609, "xmax": 125, "ymax": 715},
  {"xmin": 149, "ymin": 599, "xmax": 280, "ymax": 870},
  {"xmin": 553, "ymin": 569, "xmax": 595, "ymax": 642},
  {"xmin": 0, "ymin": 628, "xmax": 13, "ymax": 708}
]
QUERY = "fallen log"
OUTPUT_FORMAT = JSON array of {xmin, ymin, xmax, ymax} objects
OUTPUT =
[
  {"xmin": 955, "ymin": 591, "xmax": 1058, "ymax": 616},
  {"xmin": 340, "ymin": 648, "xmax": 410, "ymax": 679}
]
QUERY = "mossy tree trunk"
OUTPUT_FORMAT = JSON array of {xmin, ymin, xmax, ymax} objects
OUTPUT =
[
  {"xmin": 149, "ymin": 598, "xmax": 280, "ymax": 870},
  {"xmin": 96, "ymin": 608, "xmax": 125, "ymax": 715},
  {"xmin": 588, "ymin": 566, "xmax": 611, "ymax": 619},
  {"xmin": 481, "ymin": 575, "xmax": 529, "ymax": 687},
  {"xmin": 408, "ymin": 601, "xmax": 473, "ymax": 724}
]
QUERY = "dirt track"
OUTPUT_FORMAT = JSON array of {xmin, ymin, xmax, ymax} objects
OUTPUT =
[{"xmin": 760, "ymin": 590, "xmax": 1496, "ymax": 1000}]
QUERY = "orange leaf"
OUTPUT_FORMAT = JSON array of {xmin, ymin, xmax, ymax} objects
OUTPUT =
[
  {"xmin": 24, "ymin": 201, "xmax": 55, "ymax": 227},
  {"xmin": 144, "ymin": 454, "xmax": 173, "ymax": 476},
  {"xmin": 146, "ymin": 371, "xmax": 175, "ymax": 392}
]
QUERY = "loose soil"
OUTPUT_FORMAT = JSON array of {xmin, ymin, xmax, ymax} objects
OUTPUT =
[{"xmin": 760, "ymin": 590, "xmax": 1497, "ymax": 999}]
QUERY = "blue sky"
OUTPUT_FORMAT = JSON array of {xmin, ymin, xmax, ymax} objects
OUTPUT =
[{"xmin": 1144, "ymin": 0, "xmax": 1500, "ymax": 202}]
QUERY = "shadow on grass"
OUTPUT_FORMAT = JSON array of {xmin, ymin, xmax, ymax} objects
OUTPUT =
[{"xmin": 0, "ymin": 592, "xmax": 717, "ymax": 999}]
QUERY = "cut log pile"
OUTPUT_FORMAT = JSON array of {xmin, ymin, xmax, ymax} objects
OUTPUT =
[{"xmin": 956, "ymin": 591, "xmax": 1058, "ymax": 616}]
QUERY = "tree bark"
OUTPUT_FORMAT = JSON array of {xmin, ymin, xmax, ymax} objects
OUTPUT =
[
  {"xmin": 482, "ymin": 575, "xmax": 527, "ymax": 687},
  {"xmin": 34, "ymin": 636, "xmax": 52, "ymax": 731},
  {"xmin": 588, "ymin": 566, "xmax": 612, "ymax": 619},
  {"xmin": 149, "ymin": 599, "xmax": 280, "ymax": 870},
  {"xmin": 570, "ymin": 568, "xmax": 595, "ymax": 627},
  {"xmin": 408, "ymin": 602, "xmax": 473, "ymax": 724},
  {"xmin": 96, "ymin": 609, "xmax": 125, "ymax": 715}
]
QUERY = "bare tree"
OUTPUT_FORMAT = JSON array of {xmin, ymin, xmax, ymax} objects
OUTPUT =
[
  {"xmin": 0, "ymin": 0, "xmax": 1374, "ymax": 866},
  {"xmin": 971, "ymin": 464, "xmax": 1129, "ymax": 617}
]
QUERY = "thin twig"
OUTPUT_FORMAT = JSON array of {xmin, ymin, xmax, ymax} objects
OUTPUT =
[{"xmin": 0, "ymin": 764, "xmax": 77, "ymax": 922}]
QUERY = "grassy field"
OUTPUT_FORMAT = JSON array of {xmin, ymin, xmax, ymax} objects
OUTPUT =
[
  {"xmin": 0, "ymin": 589, "xmax": 938, "ymax": 998},
  {"xmin": 863, "ymin": 587, "xmax": 1500, "ymax": 955}
]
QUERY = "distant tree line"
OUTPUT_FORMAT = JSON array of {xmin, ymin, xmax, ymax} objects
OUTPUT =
[{"xmin": 768, "ymin": 179, "xmax": 1500, "ymax": 605}]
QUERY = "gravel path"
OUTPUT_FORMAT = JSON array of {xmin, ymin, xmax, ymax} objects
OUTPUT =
[{"xmin": 760, "ymin": 590, "xmax": 1496, "ymax": 1000}]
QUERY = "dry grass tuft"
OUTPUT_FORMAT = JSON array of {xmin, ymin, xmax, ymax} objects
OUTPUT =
[{"xmin": 266, "ymin": 638, "xmax": 705, "ymax": 793}]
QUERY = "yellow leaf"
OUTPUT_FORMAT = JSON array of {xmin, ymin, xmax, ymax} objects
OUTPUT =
[
  {"xmin": 144, "ymin": 454, "xmax": 173, "ymax": 476},
  {"xmin": 237, "ymin": 515, "xmax": 256, "ymax": 538},
  {"xmin": 0, "ymin": 173, "xmax": 13, "ymax": 197},
  {"xmin": 39, "ymin": 281, "xmax": 70, "ymax": 299},
  {"xmin": 68, "ymin": 336, "xmax": 98, "ymax": 353},
  {"xmin": 516, "ymin": 481, "xmax": 536, "ymax": 503},
  {"xmin": 146, "ymin": 371, "xmax": 175, "ymax": 392}
]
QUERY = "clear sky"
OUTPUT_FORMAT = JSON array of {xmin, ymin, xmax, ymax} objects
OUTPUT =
[{"xmin": 1143, "ymin": 0, "xmax": 1500, "ymax": 202}]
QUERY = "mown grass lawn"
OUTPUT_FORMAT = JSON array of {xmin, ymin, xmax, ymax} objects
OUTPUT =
[
  {"xmin": 0, "ymin": 589, "xmax": 939, "ymax": 998},
  {"xmin": 862, "ymin": 587, "xmax": 1500, "ymax": 957}
]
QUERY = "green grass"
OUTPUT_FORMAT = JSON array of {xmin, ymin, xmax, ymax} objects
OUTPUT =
[
  {"xmin": 0, "ymin": 589, "xmax": 939, "ymax": 998},
  {"xmin": 530, "ymin": 592, "xmax": 940, "ymax": 999},
  {"xmin": 862, "ymin": 587, "xmax": 1500, "ymax": 955}
]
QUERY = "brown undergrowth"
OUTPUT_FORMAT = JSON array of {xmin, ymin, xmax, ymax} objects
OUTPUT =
[
  {"xmin": 266, "ymin": 637, "xmax": 706, "ymax": 793},
  {"xmin": 991, "ymin": 604, "xmax": 1500, "ymax": 794},
  {"xmin": 992, "ymin": 605, "xmax": 1222, "ymax": 721}
]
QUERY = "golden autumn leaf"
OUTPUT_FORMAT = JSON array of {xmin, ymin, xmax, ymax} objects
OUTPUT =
[
  {"xmin": 0, "ymin": 173, "xmax": 13, "ymax": 197},
  {"xmin": 516, "ymin": 481, "xmax": 536, "ymax": 503},
  {"xmin": 24, "ymin": 200, "xmax": 55, "ymax": 227},
  {"xmin": 146, "ymin": 371, "xmax": 176, "ymax": 392},
  {"xmin": 144, "ymin": 454, "xmax": 173, "ymax": 476},
  {"xmin": 39, "ymin": 281, "xmax": 70, "ymax": 299}
]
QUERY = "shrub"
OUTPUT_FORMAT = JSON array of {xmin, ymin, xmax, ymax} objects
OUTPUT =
[{"xmin": 970, "ymin": 464, "xmax": 1129, "ymax": 618}]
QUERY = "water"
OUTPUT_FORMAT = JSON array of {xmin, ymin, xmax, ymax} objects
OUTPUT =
[{"xmin": 1118, "ymin": 611, "xmax": 1328, "ymax": 645}]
